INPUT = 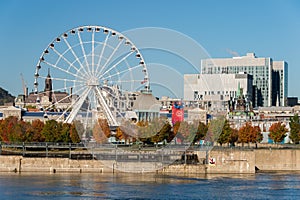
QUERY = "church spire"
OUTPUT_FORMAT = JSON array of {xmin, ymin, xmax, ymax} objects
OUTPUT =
[
  {"xmin": 47, "ymin": 68, "xmax": 51, "ymax": 77},
  {"xmin": 45, "ymin": 68, "xmax": 53, "ymax": 102}
]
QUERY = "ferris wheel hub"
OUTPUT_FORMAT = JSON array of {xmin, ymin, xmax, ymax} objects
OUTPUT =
[{"xmin": 86, "ymin": 76, "xmax": 99, "ymax": 86}]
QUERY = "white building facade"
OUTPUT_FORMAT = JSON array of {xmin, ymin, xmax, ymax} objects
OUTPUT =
[
  {"xmin": 200, "ymin": 53, "xmax": 288, "ymax": 107},
  {"xmin": 184, "ymin": 73, "xmax": 253, "ymax": 112}
]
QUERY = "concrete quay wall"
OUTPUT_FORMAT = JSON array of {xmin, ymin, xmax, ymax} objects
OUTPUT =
[
  {"xmin": 1, "ymin": 149, "xmax": 300, "ymax": 174},
  {"xmin": 0, "ymin": 156, "xmax": 111, "ymax": 173},
  {"xmin": 207, "ymin": 149, "xmax": 255, "ymax": 174},
  {"xmin": 255, "ymin": 149, "xmax": 300, "ymax": 171}
]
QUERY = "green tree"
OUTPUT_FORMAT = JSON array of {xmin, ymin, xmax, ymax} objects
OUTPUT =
[
  {"xmin": 269, "ymin": 122, "xmax": 288, "ymax": 144},
  {"xmin": 60, "ymin": 123, "xmax": 72, "ymax": 143},
  {"xmin": 205, "ymin": 116, "xmax": 226, "ymax": 144},
  {"xmin": 217, "ymin": 120, "xmax": 232, "ymax": 146},
  {"xmin": 151, "ymin": 121, "xmax": 172, "ymax": 144},
  {"xmin": 174, "ymin": 120, "xmax": 203, "ymax": 144},
  {"xmin": 70, "ymin": 123, "xmax": 81, "ymax": 143},
  {"xmin": 289, "ymin": 114, "xmax": 300, "ymax": 144},
  {"xmin": 41, "ymin": 120, "xmax": 63, "ymax": 142}
]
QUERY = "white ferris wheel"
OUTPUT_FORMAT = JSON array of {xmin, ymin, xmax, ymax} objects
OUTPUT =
[{"xmin": 33, "ymin": 25, "xmax": 150, "ymax": 127}]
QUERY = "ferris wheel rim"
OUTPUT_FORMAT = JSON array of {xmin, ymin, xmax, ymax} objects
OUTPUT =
[{"xmin": 34, "ymin": 25, "xmax": 150, "ymax": 94}]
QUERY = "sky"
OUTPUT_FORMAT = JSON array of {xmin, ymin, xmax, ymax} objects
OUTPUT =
[{"xmin": 0, "ymin": 0, "xmax": 300, "ymax": 99}]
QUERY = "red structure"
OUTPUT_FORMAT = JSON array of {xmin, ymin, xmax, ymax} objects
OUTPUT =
[{"xmin": 171, "ymin": 101, "xmax": 184, "ymax": 124}]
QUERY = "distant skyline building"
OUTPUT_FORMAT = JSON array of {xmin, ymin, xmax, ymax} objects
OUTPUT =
[
  {"xmin": 272, "ymin": 61, "xmax": 288, "ymax": 106},
  {"xmin": 200, "ymin": 53, "xmax": 288, "ymax": 107}
]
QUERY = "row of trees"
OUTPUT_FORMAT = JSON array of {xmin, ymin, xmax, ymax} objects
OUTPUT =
[
  {"xmin": 0, "ymin": 114, "xmax": 295, "ymax": 146},
  {"xmin": 0, "ymin": 116, "xmax": 80, "ymax": 143},
  {"xmin": 113, "ymin": 117, "xmax": 289, "ymax": 146}
]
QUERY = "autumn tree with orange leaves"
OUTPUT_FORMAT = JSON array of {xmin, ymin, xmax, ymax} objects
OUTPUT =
[
  {"xmin": 268, "ymin": 122, "xmax": 288, "ymax": 144},
  {"xmin": 238, "ymin": 122, "xmax": 262, "ymax": 147}
]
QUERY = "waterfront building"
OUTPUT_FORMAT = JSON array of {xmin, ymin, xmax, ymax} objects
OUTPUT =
[
  {"xmin": 200, "ymin": 53, "xmax": 288, "ymax": 107},
  {"xmin": 132, "ymin": 90, "xmax": 160, "ymax": 122},
  {"xmin": 184, "ymin": 73, "xmax": 253, "ymax": 112}
]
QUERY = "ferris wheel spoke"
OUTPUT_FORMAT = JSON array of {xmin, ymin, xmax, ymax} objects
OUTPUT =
[
  {"xmin": 77, "ymin": 30, "xmax": 92, "ymax": 76},
  {"xmin": 98, "ymin": 39, "xmax": 123, "ymax": 76},
  {"xmin": 62, "ymin": 37, "xmax": 90, "ymax": 78},
  {"xmin": 92, "ymin": 30, "xmax": 95, "ymax": 76},
  {"xmin": 100, "ymin": 64, "xmax": 142, "ymax": 81},
  {"xmin": 43, "ymin": 60, "xmax": 85, "ymax": 81},
  {"xmin": 65, "ymin": 87, "xmax": 92, "ymax": 123},
  {"xmin": 124, "ymin": 59, "xmax": 135, "ymax": 91},
  {"xmin": 50, "ymin": 46, "xmax": 87, "ymax": 79},
  {"xmin": 99, "ymin": 87, "xmax": 130, "ymax": 111},
  {"xmin": 38, "ymin": 76, "xmax": 85, "ymax": 84},
  {"xmin": 81, "ymin": 98, "xmax": 93, "ymax": 141},
  {"xmin": 96, "ymin": 51, "xmax": 134, "ymax": 78},
  {"xmin": 55, "ymin": 90, "xmax": 81, "ymax": 122},
  {"xmin": 95, "ymin": 33, "xmax": 110, "ymax": 77},
  {"xmin": 95, "ymin": 86, "xmax": 118, "ymax": 126}
]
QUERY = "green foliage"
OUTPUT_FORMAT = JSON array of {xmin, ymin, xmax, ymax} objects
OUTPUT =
[
  {"xmin": 151, "ymin": 121, "xmax": 172, "ymax": 144},
  {"xmin": 41, "ymin": 120, "xmax": 63, "ymax": 142},
  {"xmin": 206, "ymin": 116, "xmax": 226, "ymax": 143},
  {"xmin": 70, "ymin": 123, "xmax": 80, "ymax": 143},
  {"xmin": 217, "ymin": 120, "xmax": 232, "ymax": 146},
  {"xmin": 289, "ymin": 114, "xmax": 300, "ymax": 144},
  {"xmin": 0, "ymin": 116, "xmax": 81, "ymax": 143},
  {"xmin": 191, "ymin": 121, "xmax": 208, "ymax": 144}
]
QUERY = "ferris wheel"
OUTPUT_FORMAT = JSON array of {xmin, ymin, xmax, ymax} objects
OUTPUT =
[{"xmin": 33, "ymin": 25, "xmax": 150, "ymax": 127}]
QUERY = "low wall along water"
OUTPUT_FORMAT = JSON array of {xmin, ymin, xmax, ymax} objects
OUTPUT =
[{"xmin": 0, "ymin": 149, "xmax": 299, "ymax": 174}]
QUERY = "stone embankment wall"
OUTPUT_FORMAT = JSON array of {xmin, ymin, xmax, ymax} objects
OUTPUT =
[
  {"xmin": 207, "ymin": 149, "xmax": 255, "ymax": 173},
  {"xmin": 1, "ymin": 149, "xmax": 300, "ymax": 174},
  {"xmin": 0, "ymin": 156, "xmax": 111, "ymax": 173},
  {"xmin": 255, "ymin": 149, "xmax": 300, "ymax": 171}
]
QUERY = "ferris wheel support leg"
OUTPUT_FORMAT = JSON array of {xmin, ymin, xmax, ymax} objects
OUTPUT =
[
  {"xmin": 64, "ymin": 87, "xmax": 92, "ymax": 124},
  {"xmin": 95, "ymin": 86, "xmax": 119, "ymax": 127}
]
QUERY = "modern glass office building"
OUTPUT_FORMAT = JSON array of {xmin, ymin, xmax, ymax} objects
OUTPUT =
[{"xmin": 200, "ymin": 53, "xmax": 288, "ymax": 107}]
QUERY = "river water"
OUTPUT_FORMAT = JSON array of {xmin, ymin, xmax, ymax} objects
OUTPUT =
[{"xmin": 0, "ymin": 172, "xmax": 299, "ymax": 199}]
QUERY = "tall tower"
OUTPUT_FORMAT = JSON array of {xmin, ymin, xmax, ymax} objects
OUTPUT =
[{"xmin": 44, "ymin": 68, "xmax": 53, "ymax": 102}]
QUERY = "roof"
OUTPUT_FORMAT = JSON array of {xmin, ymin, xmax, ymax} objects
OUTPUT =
[{"xmin": 132, "ymin": 92, "xmax": 160, "ymax": 112}]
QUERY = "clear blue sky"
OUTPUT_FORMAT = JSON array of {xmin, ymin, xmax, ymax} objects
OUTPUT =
[{"xmin": 1, "ymin": 0, "xmax": 300, "ymax": 98}]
